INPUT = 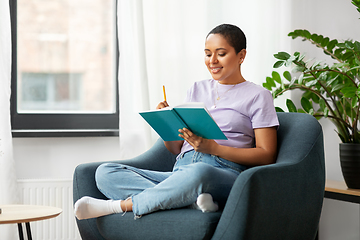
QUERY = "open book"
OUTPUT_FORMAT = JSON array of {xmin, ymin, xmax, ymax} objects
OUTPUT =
[{"xmin": 139, "ymin": 102, "xmax": 227, "ymax": 141}]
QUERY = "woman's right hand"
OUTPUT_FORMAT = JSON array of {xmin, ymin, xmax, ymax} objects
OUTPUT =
[
  {"xmin": 156, "ymin": 100, "xmax": 183, "ymax": 154},
  {"xmin": 156, "ymin": 101, "xmax": 169, "ymax": 109}
]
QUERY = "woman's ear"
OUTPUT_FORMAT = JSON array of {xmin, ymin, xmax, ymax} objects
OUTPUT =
[{"xmin": 238, "ymin": 49, "xmax": 247, "ymax": 64}]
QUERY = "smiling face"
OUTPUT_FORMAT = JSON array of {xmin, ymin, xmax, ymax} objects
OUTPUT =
[{"xmin": 204, "ymin": 33, "xmax": 246, "ymax": 84}]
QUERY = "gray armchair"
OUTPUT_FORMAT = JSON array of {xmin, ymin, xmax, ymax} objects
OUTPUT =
[{"xmin": 73, "ymin": 112, "xmax": 325, "ymax": 240}]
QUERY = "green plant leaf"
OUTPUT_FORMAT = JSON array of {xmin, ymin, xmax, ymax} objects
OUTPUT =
[
  {"xmin": 319, "ymin": 98, "xmax": 326, "ymax": 110},
  {"xmin": 324, "ymin": 107, "xmax": 329, "ymax": 118},
  {"xmin": 348, "ymin": 65, "xmax": 360, "ymax": 72},
  {"xmin": 274, "ymin": 52, "xmax": 291, "ymax": 60},
  {"xmin": 355, "ymin": 57, "xmax": 360, "ymax": 66},
  {"xmin": 297, "ymin": 109, "xmax": 306, "ymax": 114},
  {"xmin": 352, "ymin": 97, "xmax": 358, "ymax": 108},
  {"xmin": 272, "ymin": 71, "xmax": 281, "ymax": 83},
  {"xmin": 293, "ymin": 65, "xmax": 306, "ymax": 72},
  {"xmin": 319, "ymin": 72, "xmax": 328, "ymax": 81},
  {"xmin": 316, "ymin": 35, "xmax": 324, "ymax": 45},
  {"xmin": 311, "ymin": 33, "xmax": 318, "ymax": 42},
  {"xmin": 341, "ymin": 86, "xmax": 357, "ymax": 98},
  {"xmin": 297, "ymin": 73, "xmax": 304, "ymax": 85},
  {"xmin": 331, "ymin": 63, "xmax": 350, "ymax": 69},
  {"xmin": 273, "ymin": 88, "xmax": 283, "ymax": 98},
  {"xmin": 275, "ymin": 107, "xmax": 284, "ymax": 112},
  {"xmin": 342, "ymin": 51, "xmax": 354, "ymax": 61},
  {"xmin": 301, "ymin": 97, "xmax": 313, "ymax": 113},
  {"xmin": 321, "ymin": 37, "xmax": 330, "ymax": 47},
  {"xmin": 273, "ymin": 61, "xmax": 284, "ymax": 68},
  {"xmin": 327, "ymin": 39, "xmax": 338, "ymax": 51},
  {"xmin": 337, "ymin": 43, "xmax": 346, "ymax": 48},
  {"xmin": 290, "ymin": 30, "xmax": 304, "ymax": 38},
  {"xmin": 285, "ymin": 56, "xmax": 295, "ymax": 67},
  {"xmin": 314, "ymin": 114, "xmax": 322, "ymax": 121},
  {"xmin": 286, "ymin": 99, "xmax": 297, "ymax": 112},
  {"xmin": 262, "ymin": 82, "xmax": 272, "ymax": 91},
  {"xmin": 286, "ymin": 55, "xmax": 296, "ymax": 66},
  {"xmin": 345, "ymin": 40, "xmax": 354, "ymax": 49},
  {"xmin": 337, "ymin": 132, "xmax": 347, "ymax": 143},
  {"xmin": 288, "ymin": 31, "xmax": 297, "ymax": 39},
  {"xmin": 283, "ymin": 71, "xmax": 292, "ymax": 81},
  {"xmin": 310, "ymin": 92, "xmax": 320, "ymax": 104},
  {"xmin": 289, "ymin": 76, "xmax": 297, "ymax": 87},
  {"xmin": 303, "ymin": 30, "xmax": 311, "ymax": 39},
  {"xmin": 334, "ymin": 48, "xmax": 345, "ymax": 59},
  {"xmin": 266, "ymin": 76, "xmax": 276, "ymax": 88},
  {"xmin": 311, "ymin": 60, "xmax": 323, "ymax": 70},
  {"xmin": 326, "ymin": 75, "xmax": 339, "ymax": 87},
  {"xmin": 305, "ymin": 79, "xmax": 318, "ymax": 87},
  {"xmin": 331, "ymin": 83, "xmax": 346, "ymax": 93},
  {"xmin": 298, "ymin": 52, "xmax": 306, "ymax": 62},
  {"xmin": 302, "ymin": 91, "xmax": 312, "ymax": 100},
  {"xmin": 354, "ymin": 41, "xmax": 360, "ymax": 52}
]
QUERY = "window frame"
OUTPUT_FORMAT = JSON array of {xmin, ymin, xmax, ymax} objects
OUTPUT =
[{"xmin": 9, "ymin": 0, "xmax": 119, "ymax": 137}]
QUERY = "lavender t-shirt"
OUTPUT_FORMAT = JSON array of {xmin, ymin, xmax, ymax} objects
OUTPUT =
[{"xmin": 179, "ymin": 79, "xmax": 279, "ymax": 154}]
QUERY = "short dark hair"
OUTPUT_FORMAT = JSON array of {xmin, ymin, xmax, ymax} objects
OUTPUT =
[{"xmin": 207, "ymin": 24, "xmax": 246, "ymax": 54}]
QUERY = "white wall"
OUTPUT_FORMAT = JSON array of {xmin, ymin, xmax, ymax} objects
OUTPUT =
[
  {"xmin": 13, "ymin": 137, "xmax": 120, "ymax": 180},
  {"xmin": 290, "ymin": 0, "xmax": 360, "ymax": 239}
]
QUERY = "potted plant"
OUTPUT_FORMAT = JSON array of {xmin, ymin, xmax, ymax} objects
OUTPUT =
[{"xmin": 263, "ymin": 0, "xmax": 360, "ymax": 188}]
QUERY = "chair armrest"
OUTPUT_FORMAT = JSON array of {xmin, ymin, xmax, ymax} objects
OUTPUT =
[
  {"xmin": 212, "ymin": 136, "xmax": 325, "ymax": 240},
  {"xmin": 73, "ymin": 161, "xmax": 108, "ymax": 240},
  {"xmin": 73, "ymin": 139, "xmax": 176, "ymax": 240}
]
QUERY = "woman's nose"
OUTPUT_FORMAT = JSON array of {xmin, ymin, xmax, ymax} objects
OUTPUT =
[{"xmin": 210, "ymin": 55, "xmax": 218, "ymax": 64}]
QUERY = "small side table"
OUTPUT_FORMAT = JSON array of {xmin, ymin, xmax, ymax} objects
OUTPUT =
[
  {"xmin": 0, "ymin": 204, "xmax": 62, "ymax": 240},
  {"xmin": 324, "ymin": 180, "xmax": 360, "ymax": 203}
]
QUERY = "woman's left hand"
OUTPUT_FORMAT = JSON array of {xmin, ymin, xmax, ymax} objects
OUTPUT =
[{"xmin": 178, "ymin": 128, "xmax": 217, "ymax": 154}]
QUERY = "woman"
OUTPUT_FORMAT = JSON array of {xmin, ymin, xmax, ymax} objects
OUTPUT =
[{"xmin": 74, "ymin": 24, "xmax": 279, "ymax": 220}]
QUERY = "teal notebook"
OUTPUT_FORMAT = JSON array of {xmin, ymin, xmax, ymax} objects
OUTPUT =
[{"xmin": 139, "ymin": 102, "xmax": 227, "ymax": 141}]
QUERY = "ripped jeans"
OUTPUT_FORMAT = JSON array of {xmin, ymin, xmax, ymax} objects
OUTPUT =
[{"xmin": 95, "ymin": 150, "xmax": 248, "ymax": 216}]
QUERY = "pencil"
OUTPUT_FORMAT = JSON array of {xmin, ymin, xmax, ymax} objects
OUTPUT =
[{"xmin": 163, "ymin": 85, "xmax": 167, "ymax": 102}]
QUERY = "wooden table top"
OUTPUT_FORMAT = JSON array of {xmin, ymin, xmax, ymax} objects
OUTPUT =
[
  {"xmin": 325, "ymin": 180, "xmax": 360, "ymax": 197},
  {"xmin": 0, "ymin": 205, "xmax": 62, "ymax": 224}
]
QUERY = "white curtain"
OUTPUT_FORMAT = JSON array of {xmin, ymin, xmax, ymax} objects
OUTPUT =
[
  {"xmin": 117, "ymin": 0, "xmax": 292, "ymax": 158},
  {"xmin": 0, "ymin": 0, "xmax": 19, "ymax": 238},
  {"xmin": 117, "ymin": 0, "xmax": 152, "ymax": 158}
]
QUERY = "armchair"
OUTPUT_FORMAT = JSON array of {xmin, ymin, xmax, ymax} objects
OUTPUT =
[{"xmin": 73, "ymin": 112, "xmax": 325, "ymax": 240}]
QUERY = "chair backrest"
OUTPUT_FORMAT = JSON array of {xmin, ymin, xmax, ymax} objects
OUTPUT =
[{"xmin": 276, "ymin": 112, "xmax": 324, "ymax": 166}]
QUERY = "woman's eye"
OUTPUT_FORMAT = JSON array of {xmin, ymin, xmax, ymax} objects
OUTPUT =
[{"xmin": 218, "ymin": 53, "xmax": 226, "ymax": 57}]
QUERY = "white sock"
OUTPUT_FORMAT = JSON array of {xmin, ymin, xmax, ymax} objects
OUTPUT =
[
  {"xmin": 196, "ymin": 193, "xmax": 219, "ymax": 213},
  {"xmin": 74, "ymin": 196, "xmax": 123, "ymax": 220}
]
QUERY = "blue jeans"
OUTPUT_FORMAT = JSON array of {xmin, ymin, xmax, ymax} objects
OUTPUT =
[{"xmin": 95, "ymin": 150, "xmax": 248, "ymax": 216}]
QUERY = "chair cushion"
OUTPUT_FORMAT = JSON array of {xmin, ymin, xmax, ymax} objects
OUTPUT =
[{"xmin": 96, "ymin": 208, "xmax": 222, "ymax": 240}]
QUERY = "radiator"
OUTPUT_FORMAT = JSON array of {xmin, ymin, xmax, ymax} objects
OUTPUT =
[{"xmin": 17, "ymin": 179, "xmax": 81, "ymax": 240}]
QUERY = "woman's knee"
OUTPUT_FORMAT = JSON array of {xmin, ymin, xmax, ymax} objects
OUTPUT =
[
  {"xmin": 183, "ymin": 162, "xmax": 216, "ymax": 182},
  {"xmin": 96, "ymin": 163, "xmax": 112, "ymax": 179},
  {"xmin": 95, "ymin": 163, "xmax": 124, "ymax": 188}
]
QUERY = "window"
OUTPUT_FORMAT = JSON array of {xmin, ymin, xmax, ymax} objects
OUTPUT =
[
  {"xmin": 10, "ymin": 0, "xmax": 119, "ymax": 137},
  {"xmin": 20, "ymin": 72, "xmax": 82, "ymax": 111}
]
